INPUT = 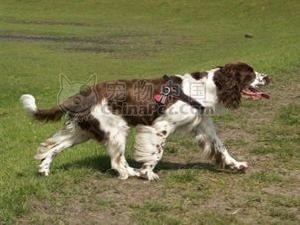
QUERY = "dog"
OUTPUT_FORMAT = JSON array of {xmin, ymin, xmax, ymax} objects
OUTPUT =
[{"xmin": 20, "ymin": 62, "xmax": 270, "ymax": 180}]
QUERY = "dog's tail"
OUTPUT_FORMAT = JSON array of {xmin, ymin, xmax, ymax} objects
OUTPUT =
[{"xmin": 20, "ymin": 94, "xmax": 64, "ymax": 121}]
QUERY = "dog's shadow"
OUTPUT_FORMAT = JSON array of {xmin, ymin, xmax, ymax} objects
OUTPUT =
[{"xmin": 56, "ymin": 154, "xmax": 236, "ymax": 175}]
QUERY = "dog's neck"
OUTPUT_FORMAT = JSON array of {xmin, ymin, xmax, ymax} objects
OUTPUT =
[{"xmin": 177, "ymin": 69, "xmax": 219, "ymax": 109}]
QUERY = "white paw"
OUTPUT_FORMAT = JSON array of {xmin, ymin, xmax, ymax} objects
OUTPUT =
[
  {"xmin": 139, "ymin": 170, "xmax": 160, "ymax": 181},
  {"xmin": 116, "ymin": 169, "xmax": 129, "ymax": 180},
  {"xmin": 118, "ymin": 173, "xmax": 129, "ymax": 180},
  {"xmin": 230, "ymin": 161, "xmax": 248, "ymax": 172},
  {"xmin": 127, "ymin": 167, "xmax": 140, "ymax": 177},
  {"xmin": 237, "ymin": 161, "xmax": 248, "ymax": 171},
  {"xmin": 147, "ymin": 171, "xmax": 160, "ymax": 181},
  {"xmin": 38, "ymin": 167, "xmax": 50, "ymax": 176}
]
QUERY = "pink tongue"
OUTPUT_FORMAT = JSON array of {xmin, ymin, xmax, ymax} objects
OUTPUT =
[{"xmin": 242, "ymin": 89, "xmax": 270, "ymax": 100}]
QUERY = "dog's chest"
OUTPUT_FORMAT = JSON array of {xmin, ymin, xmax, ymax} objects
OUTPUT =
[{"xmin": 155, "ymin": 101, "xmax": 203, "ymax": 132}]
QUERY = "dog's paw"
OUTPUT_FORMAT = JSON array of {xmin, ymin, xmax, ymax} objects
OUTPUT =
[
  {"xmin": 38, "ymin": 167, "xmax": 50, "ymax": 176},
  {"xmin": 147, "ymin": 171, "xmax": 160, "ymax": 181},
  {"xmin": 127, "ymin": 167, "xmax": 140, "ymax": 177},
  {"xmin": 139, "ymin": 170, "xmax": 160, "ymax": 181},
  {"xmin": 118, "ymin": 173, "xmax": 129, "ymax": 180},
  {"xmin": 230, "ymin": 161, "xmax": 248, "ymax": 172}
]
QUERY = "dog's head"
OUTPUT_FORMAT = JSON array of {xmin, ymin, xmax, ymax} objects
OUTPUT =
[{"xmin": 213, "ymin": 62, "xmax": 270, "ymax": 109}]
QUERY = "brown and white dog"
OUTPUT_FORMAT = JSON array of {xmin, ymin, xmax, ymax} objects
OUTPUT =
[{"xmin": 20, "ymin": 62, "xmax": 270, "ymax": 180}]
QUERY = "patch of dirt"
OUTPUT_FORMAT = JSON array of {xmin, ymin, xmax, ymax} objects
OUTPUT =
[
  {"xmin": 59, "ymin": 198, "xmax": 132, "ymax": 225},
  {"xmin": 262, "ymin": 185, "xmax": 300, "ymax": 197},
  {"xmin": 3, "ymin": 18, "xmax": 91, "ymax": 27},
  {"xmin": 17, "ymin": 177, "xmax": 165, "ymax": 225},
  {"xmin": 220, "ymin": 127, "xmax": 256, "ymax": 143},
  {"xmin": 0, "ymin": 32, "xmax": 165, "ymax": 56},
  {"xmin": 0, "ymin": 33, "xmax": 114, "ymax": 44},
  {"xmin": 261, "ymin": 169, "xmax": 300, "ymax": 197},
  {"xmin": 64, "ymin": 46, "xmax": 115, "ymax": 53}
]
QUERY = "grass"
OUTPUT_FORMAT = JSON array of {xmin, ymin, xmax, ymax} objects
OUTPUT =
[{"xmin": 0, "ymin": 0, "xmax": 300, "ymax": 224}]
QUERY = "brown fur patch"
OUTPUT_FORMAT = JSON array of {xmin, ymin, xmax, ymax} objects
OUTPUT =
[
  {"xmin": 207, "ymin": 142, "xmax": 226, "ymax": 168},
  {"xmin": 34, "ymin": 106, "xmax": 63, "ymax": 121},
  {"xmin": 156, "ymin": 144, "xmax": 162, "ymax": 153},
  {"xmin": 213, "ymin": 62, "xmax": 256, "ymax": 109},
  {"xmin": 95, "ymin": 77, "xmax": 181, "ymax": 126},
  {"xmin": 191, "ymin": 71, "xmax": 208, "ymax": 80},
  {"xmin": 116, "ymin": 153, "xmax": 123, "ymax": 165},
  {"xmin": 78, "ymin": 116, "xmax": 106, "ymax": 142}
]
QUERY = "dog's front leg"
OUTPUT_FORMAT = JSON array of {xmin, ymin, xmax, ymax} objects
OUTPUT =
[
  {"xmin": 133, "ymin": 121, "xmax": 173, "ymax": 180},
  {"xmin": 196, "ymin": 116, "xmax": 248, "ymax": 171}
]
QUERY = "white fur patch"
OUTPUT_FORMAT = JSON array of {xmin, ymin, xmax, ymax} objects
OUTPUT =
[
  {"xmin": 36, "ymin": 121, "xmax": 90, "ymax": 176},
  {"xmin": 251, "ymin": 71, "xmax": 269, "ymax": 87},
  {"xmin": 134, "ymin": 125, "xmax": 163, "ymax": 163},
  {"xmin": 161, "ymin": 101, "xmax": 203, "ymax": 133},
  {"xmin": 20, "ymin": 94, "xmax": 37, "ymax": 115},
  {"xmin": 90, "ymin": 99, "xmax": 129, "ymax": 143},
  {"xmin": 178, "ymin": 70, "xmax": 218, "ymax": 108}
]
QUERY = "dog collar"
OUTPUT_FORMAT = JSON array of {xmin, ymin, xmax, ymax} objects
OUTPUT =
[{"xmin": 154, "ymin": 75, "xmax": 205, "ymax": 112}]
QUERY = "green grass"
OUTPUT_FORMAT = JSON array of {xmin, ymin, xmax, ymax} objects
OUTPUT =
[{"xmin": 1, "ymin": 0, "xmax": 300, "ymax": 224}]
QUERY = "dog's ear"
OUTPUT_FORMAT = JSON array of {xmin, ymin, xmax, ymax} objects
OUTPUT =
[
  {"xmin": 214, "ymin": 62, "xmax": 256, "ymax": 109},
  {"xmin": 214, "ymin": 64, "xmax": 242, "ymax": 109}
]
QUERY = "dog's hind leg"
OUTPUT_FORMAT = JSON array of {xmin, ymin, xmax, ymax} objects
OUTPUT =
[
  {"xmin": 195, "ymin": 116, "xmax": 248, "ymax": 171},
  {"xmin": 36, "ymin": 121, "xmax": 90, "ymax": 176}
]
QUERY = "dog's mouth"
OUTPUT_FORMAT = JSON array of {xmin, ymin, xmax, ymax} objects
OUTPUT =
[{"xmin": 242, "ymin": 86, "xmax": 270, "ymax": 100}]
